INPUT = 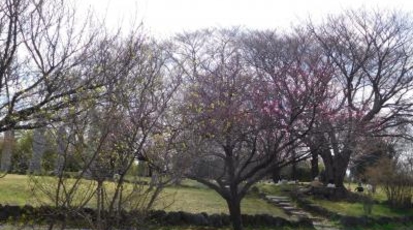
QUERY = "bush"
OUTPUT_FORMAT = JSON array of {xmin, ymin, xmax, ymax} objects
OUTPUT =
[{"xmin": 365, "ymin": 157, "xmax": 413, "ymax": 209}]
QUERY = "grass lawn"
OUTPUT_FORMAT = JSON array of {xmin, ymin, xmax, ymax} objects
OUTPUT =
[
  {"xmin": 347, "ymin": 223, "xmax": 413, "ymax": 230},
  {"xmin": 258, "ymin": 182, "xmax": 413, "ymax": 218},
  {"xmin": 344, "ymin": 182, "xmax": 387, "ymax": 202},
  {"xmin": 257, "ymin": 182, "xmax": 296, "ymax": 196},
  {"xmin": 158, "ymin": 184, "xmax": 287, "ymax": 218},
  {"xmin": 0, "ymin": 174, "xmax": 287, "ymax": 218},
  {"xmin": 0, "ymin": 225, "xmax": 314, "ymax": 230},
  {"xmin": 0, "ymin": 174, "xmax": 31, "ymax": 205},
  {"xmin": 155, "ymin": 226, "xmax": 313, "ymax": 230},
  {"xmin": 310, "ymin": 182, "xmax": 413, "ymax": 217},
  {"xmin": 308, "ymin": 197, "xmax": 413, "ymax": 217}
]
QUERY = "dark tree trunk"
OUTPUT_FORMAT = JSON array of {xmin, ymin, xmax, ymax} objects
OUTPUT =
[
  {"xmin": 148, "ymin": 165, "xmax": 153, "ymax": 177},
  {"xmin": 319, "ymin": 150, "xmax": 334, "ymax": 184},
  {"xmin": 226, "ymin": 197, "xmax": 243, "ymax": 230},
  {"xmin": 291, "ymin": 162, "xmax": 297, "ymax": 180},
  {"xmin": 30, "ymin": 128, "xmax": 46, "ymax": 173},
  {"xmin": 271, "ymin": 167, "xmax": 281, "ymax": 183},
  {"xmin": 310, "ymin": 148, "xmax": 319, "ymax": 179},
  {"xmin": 332, "ymin": 150, "xmax": 351, "ymax": 188},
  {"xmin": 55, "ymin": 126, "xmax": 66, "ymax": 175},
  {"xmin": 320, "ymin": 148, "xmax": 352, "ymax": 198},
  {"xmin": 291, "ymin": 150, "xmax": 297, "ymax": 180},
  {"xmin": 1, "ymin": 130, "xmax": 14, "ymax": 172}
]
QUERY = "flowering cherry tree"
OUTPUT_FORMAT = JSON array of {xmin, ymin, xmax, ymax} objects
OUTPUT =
[{"xmin": 175, "ymin": 29, "xmax": 330, "ymax": 230}]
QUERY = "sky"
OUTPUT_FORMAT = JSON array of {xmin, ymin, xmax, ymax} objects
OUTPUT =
[{"xmin": 78, "ymin": 0, "xmax": 413, "ymax": 37}]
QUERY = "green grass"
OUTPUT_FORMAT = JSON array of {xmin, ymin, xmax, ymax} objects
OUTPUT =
[
  {"xmin": 344, "ymin": 182, "xmax": 387, "ymax": 202},
  {"xmin": 155, "ymin": 226, "xmax": 313, "ymax": 230},
  {"xmin": 0, "ymin": 174, "xmax": 287, "ymax": 218},
  {"xmin": 257, "ymin": 182, "xmax": 297, "ymax": 196},
  {"xmin": 2, "ymin": 176, "xmax": 413, "ymax": 229},
  {"xmin": 306, "ymin": 183, "xmax": 413, "ymax": 217},
  {"xmin": 258, "ymin": 182, "xmax": 413, "ymax": 218},
  {"xmin": 0, "ymin": 174, "xmax": 31, "ymax": 205},
  {"xmin": 0, "ymin": 225, "xmax": 314, "ymax": 230},
  {"xmin": 308, "ymin": 197, "xmax": 413, "ymax": 217},
  {"xmin": 4, "ymin": 174, "xmax": 413, "ymax": 226},
  {"xmin": 347, "ymin": 223, "xmax": 413, "ymax": 230},
  {"xmin": 157, "ymin": 186, "xmax": 287, "ymax": 218}
]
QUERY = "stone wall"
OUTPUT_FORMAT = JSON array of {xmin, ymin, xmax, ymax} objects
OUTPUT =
[{"xmin": 0, "ymin": 205, "xmax": 314, "ymax": 229}]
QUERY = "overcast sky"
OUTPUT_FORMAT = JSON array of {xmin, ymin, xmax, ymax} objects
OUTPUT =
[{"xmin": 79, "ymin": 0, "xmax": 413, "ymax": 37}]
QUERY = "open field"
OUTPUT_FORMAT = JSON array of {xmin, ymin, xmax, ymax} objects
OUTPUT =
[
  {"xmin": 0, "ymin": 174, "xmax": 287, "ymax": 218},
  {"xmin": 161, "ymin": 186, "xmax": 287, "ymax": 217},
  {"xmin": 1, "ymin": 174, "xmax": 413, "ymax": 229}
]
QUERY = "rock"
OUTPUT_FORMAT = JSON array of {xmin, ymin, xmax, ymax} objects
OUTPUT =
[
  {"xmin": 209, "ymin": 213, "xmax": 224, "ymax": 227},
  {"xmin": 340, "ymin": 216, "xmax": 372, "ymax": 227},
  {"xmin": 147, "ymin": 210, "xmax": 166, "ymax": 223},
  {"xmin": 376, "ymin": 216, "xmax": 393, "ymax": 225},
  {"xmin": 295, "ymin": 217, "xmax": 314, "ymax": 228},
  {"xmin": 163, "ymin": 211, "xmax": 182, "ymax": 225},
  {"xmin": 181, "ymin": 212, "xmax": 209, "ymax": 226},
  {"xmin": 220, "ymin": 213, "xmax": 231, "ymax": 226}
]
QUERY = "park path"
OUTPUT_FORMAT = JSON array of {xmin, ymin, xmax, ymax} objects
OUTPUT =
[{"xmin": 264, "ymin": 195, "xmax": 339, "ymax": 230}]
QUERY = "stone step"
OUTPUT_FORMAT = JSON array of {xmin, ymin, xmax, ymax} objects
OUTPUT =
[
  {"xmin": 309, "ymin": 204, "xmax": 323, "ymax": 208},
  {"xmin": 290, "ymin": 211, "xmax": 309, "ymax": 216},
  {"xmin": 269, "ymin": 200, "xmax": 290, "ymax": 205},
  {"xmin": 268, "ymin": 199, "xmax": 290, "ymax": 204},
  {"xmin": 313, "ymin": 221, "xmax": 334, "ymax": 226},
  {"xmin": 313, "ymin": 223, "xmax": 337, "ymax": 230},
  {"xmin": 266, "ymin": 195, "xmax": 289, "ymax": 200},
  {"xmin": 313, "ymin": 227, "xmax": 339, "ymax": 230},
  {"xmin": 263, "ymin": 193, "xmax": 338, "ymax": 230},
  {"xmin": 278, "ymin": 202, "xmax": 293, "ymax": 206},
  {"xmin": 282, "ymin": 206, "xmax": 298, "ymax": 211},
  {"xmin": 309, "ymin": 217, "xmax": 325, "ymax": 222},
  {"xmin": 266, "ymin": 196, "xmax": 290, "ymax": 202}
]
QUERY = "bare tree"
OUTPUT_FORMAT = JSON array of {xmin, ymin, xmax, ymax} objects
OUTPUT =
[
  {"xmin": 307, "ymin": 9, "xmax": 413, "ymax": 194},
  {"xmin": 0, "ymin": 0, "xmax": 104, "ymax": 132},
  {"xmin": 29, "ymin": 30, "xmax": 181, "ymax": 229}
]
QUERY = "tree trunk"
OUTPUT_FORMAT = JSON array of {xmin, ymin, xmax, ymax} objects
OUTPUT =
[
  {"xmin": 319, "ymin": 150, "xmax": 334, "ymax": 184},
  {"xmin": 96, "ymin": 180, "xmax": 104, "ymax": 230},
  {"xmin": 29, "ymin": 128, "xmax": 46, "ymax": 173},
  {"xmin": 310, "ymin": 148, "xmax": 319, "ymax": 179},
  {"xmin": 320, "ymin": 149, "xmax": 351, "ymax": 199},
  {"xmin": 271, "ymin": 167, "xmax": 281, "ymax": 183},
  {"xmin": 1, "ymin": 130, "xmax": 14, "ymax": 172},
  {"xmin": 226, "ymin": 197, "xmax": 243, "ymax": 230},
  {"xmin": 332, "ymin": 150, "xmax": 351, "ymax": 188},
  {"xmin": 291, "ymin": 150, "xmax": 297, "ymax": 180},
  {"xmin": 148, "ymin": 165, "xmax": 153, "ymax": 177},
  {"xmin": 55, "ymin": 126, "xmax": 66, "ymax": 175}
]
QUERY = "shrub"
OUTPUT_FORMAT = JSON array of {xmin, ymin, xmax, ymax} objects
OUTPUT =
[{"xmin": 365, "ymin": 157, "xmax": 413, "ymax": 208}]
